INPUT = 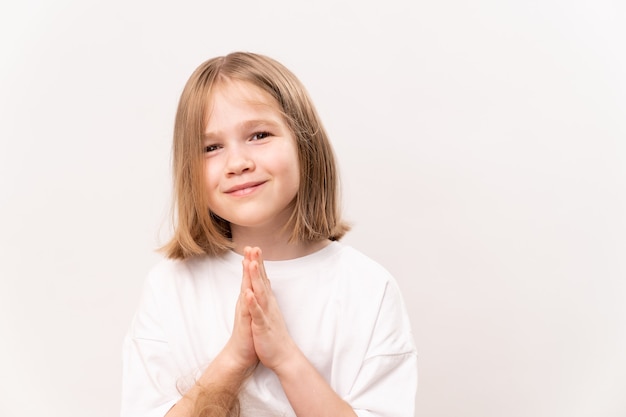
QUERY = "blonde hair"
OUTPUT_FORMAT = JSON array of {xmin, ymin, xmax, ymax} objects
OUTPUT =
[
  {"xmin": 162, "ymin": 52, "xmax": 349, "ymax": 259},
  {"xmin": 192, "ymin": 385, "xmax": 240, "ymax": 417}
]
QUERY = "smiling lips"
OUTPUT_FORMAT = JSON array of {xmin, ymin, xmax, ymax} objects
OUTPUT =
[{"xmin": 224, "ymin": 181, "xmax": 267, "ymax": 196}]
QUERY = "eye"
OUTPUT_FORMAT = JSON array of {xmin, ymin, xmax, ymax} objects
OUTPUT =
[
  {"xmin": 204, "ymin": 144, "xmax": 221, "ymax": 153},
  {"xmin": 250, "ymin": 131, "xmax": 271, "ymax": 141}
]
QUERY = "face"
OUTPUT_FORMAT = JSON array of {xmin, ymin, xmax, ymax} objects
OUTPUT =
[{"xmin": 203, "ymin": 80, "xmax": 300, "ymax": 235}]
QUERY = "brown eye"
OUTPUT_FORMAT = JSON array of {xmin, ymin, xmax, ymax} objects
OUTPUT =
[
  {"xmin": 204, "ymin": 144, "xmax": 220, "ymax": 153},
  {"xmin": 251, "ymin": 132, "xmax": 271, "ymax": 141}
]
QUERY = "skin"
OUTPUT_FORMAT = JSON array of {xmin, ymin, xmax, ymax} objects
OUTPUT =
[
  {"xmin": 165, "ymin": 80, "xmax": 355, "ymax": 417},
  {"xmin": 202, "ymin": 79, "xmax": 301, "ymax": 260},
  {"xmin": 243, "ymin": 247, "xmax": 356, "ymax": 417}
]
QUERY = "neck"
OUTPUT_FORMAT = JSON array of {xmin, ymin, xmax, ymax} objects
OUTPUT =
[{"xmin": 230, "ymin": 225, "xmax": 330, "ymax": 261}]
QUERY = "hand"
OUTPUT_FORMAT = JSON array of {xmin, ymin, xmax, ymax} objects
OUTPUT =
[
  {"xmin": 242, "ymin": 247, "xmax": 299, "ymax": 373},
  {"xmin": 219, "ymin": 253, "xmax": 259, "ymax": 375}
]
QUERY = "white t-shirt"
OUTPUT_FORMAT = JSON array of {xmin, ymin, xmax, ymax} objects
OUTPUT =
[{"xmin": 121, "ymin": 242, "xmax": 417, "ymax": 417}]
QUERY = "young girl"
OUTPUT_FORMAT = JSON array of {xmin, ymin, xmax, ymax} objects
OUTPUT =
[{"xmin": 121, "ymin": 52, "xmax": 417, "ymax": 417}]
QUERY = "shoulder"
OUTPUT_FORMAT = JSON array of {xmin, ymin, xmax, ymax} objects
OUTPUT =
[
  {"xmin": 148, "ymin": 255, "xmax": 208, "ymax": 278},
  {"xmin": 147, "ymin": 255, "xmax": 201, "ymax": 279},
  {"xmin": 143, "ymin": 254, "xmax": 223, "ymax": 294},
  {"xmin": 326, "ymin": 243, "xmax": 404, "ymax": 303},
  {"xmin": 332, "ymin": 243, "xmax": 395, "ymax": 284},
  {"xmin": 331, "ymin": 244, "xmax": 416, "ymax": 355}
]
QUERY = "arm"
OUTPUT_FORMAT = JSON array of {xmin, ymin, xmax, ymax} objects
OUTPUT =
[
  {"xmin": 344, "ymin": 275, "xmax": 418, "ymax": 417},
  {"xmin": 166, "ymin": 261, "xmax": 259, "ymax": 417},
  {"xmin": 242, "ymin": 247, "xmax": 357, "ymax": 417},
  {"xmin": 164, "ymin": 350, "xmax": 251, "ymax": 417},
  {"xmin": 271, "ymin": 348, "xmax": 357, "ymax": 417}
]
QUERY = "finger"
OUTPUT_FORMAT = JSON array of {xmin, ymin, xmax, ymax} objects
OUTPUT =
[
  {"xmin": 249, "ymin": 260, "xmax": 270, "ymax": 308},
  {"xmin": 243, "ymin": 246, "xmax": 253, "ymax": 262},
  {"xmin": 239, "ymin": 266, "xmax": 253, "ymax": 314},
  {"xmin": 236, "ymin": 257, "xmax": 254, "ymax": 322},
  {"xmin": 250, "ymin": 247, "xmax": 271, "ymax": 289},
  {"xmin": 235, "ymin": 288, "xmax": 251, "ymax": 321},
  {"xmin": 241, "ymin": 258, "xmax": 252, "ymax": 292},
  {"xmin": 245, "ymin": 289, "xmax": 266, "ymax": 326},
  {"xmin": 249, "ymin": 260, "xmax": 264, "ymax": 294},
  {"xmin": 236, "ymin": 302, "xmax": 251, "ymax": 322},
  {"xmin": 256, "ymin": 248, "xmax": 271, "ymax": 288}
]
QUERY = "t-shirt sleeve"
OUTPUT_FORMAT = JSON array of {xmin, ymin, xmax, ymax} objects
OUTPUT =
[
  {"xmin": 121, "ymin": 273, "xmax": 180, "ymax": 417},
  {"xmin": 348, "ymin": 278, "xmax": 418, "ymax": 417}
]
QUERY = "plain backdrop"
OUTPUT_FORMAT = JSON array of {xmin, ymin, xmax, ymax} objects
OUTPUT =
[{"xmin": 1, "ymin": 1, "xmax": 625, "ymax": 416}]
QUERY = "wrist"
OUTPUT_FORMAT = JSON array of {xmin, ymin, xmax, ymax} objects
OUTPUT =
[
  {"xmin": 271, "ymin": 342, "xmax": 306, "ymax": 380},
  {"xmin": 198, "ymin": 350, "xmax": 256, "ymax": 390}
]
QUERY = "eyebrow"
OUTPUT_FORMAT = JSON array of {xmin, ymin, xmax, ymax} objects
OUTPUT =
[{"xmin": 204, "ymin": 119, "xmax": 282, "ymax": 140}]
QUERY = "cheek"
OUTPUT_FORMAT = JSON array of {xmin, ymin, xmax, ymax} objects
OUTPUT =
[
  {"xmin": 285, "ymin": 162, "xmax": 301, "ymax": 200},
  {"xmin": 289, "ymin": 164, "xmax": 300, "ymax": 189},
  {"xmin": 204, "ymin": 161, "xmax": 219, "ymax": 188},
  {"xmin": 275, "ymin": 147, "xmax": 299, "ymax": 186},
  {"xmin": 203, "ymin": 162, "xmax": 223, "ymax": 210}
]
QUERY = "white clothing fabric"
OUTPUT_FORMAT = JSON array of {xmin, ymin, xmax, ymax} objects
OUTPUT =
[{"xmin": 121, "ymin": 242, "xmax": 417, "ymax": 417}]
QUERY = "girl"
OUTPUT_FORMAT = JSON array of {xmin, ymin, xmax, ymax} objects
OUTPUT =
[{"xmin": 121, "ymin": 52, "xmax": 417, "ymax": 417}]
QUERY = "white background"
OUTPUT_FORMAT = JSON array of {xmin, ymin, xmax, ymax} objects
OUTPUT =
[{"xmin": 1, "ymin": 1, "xmax": 625, "ymax": 416}]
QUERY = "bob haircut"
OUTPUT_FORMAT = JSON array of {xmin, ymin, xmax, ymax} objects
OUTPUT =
[{"xmin": 162, "ymin": 52, "xmax": 350, "ymax": 259}]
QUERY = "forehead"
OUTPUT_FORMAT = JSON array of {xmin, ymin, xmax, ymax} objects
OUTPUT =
[
  {"xmin": 203, "ymin": 79, "xmax": 288, "ymax": 138},
  {"xmin": 206, "ymin": 79, "xmax": 281, "ymax": 117}
]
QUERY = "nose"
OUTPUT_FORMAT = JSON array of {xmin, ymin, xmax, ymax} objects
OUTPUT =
[{"xmin": 225, "ymin": 145, "xmax": 255, "ymax": 175}]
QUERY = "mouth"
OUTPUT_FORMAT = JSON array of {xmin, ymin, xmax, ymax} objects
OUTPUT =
[{"xmin": 224, "ymin": 181, "xmax": 267, "ymax": 196}]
